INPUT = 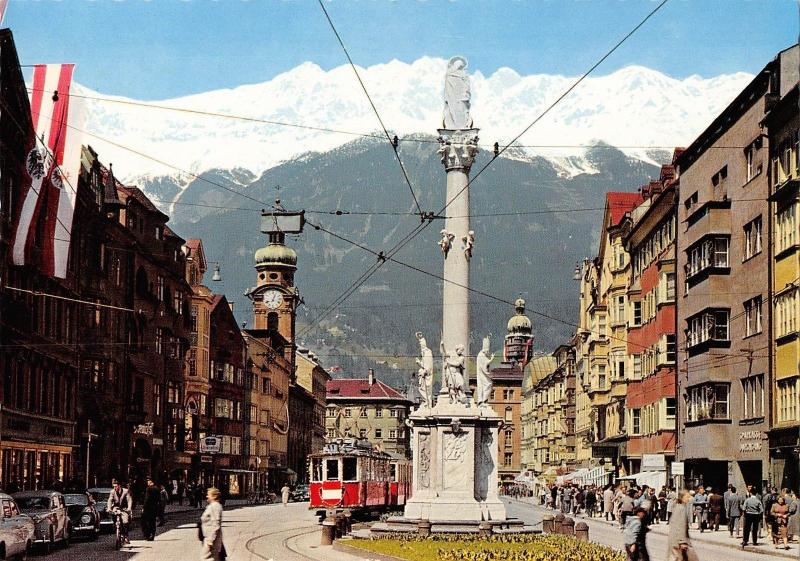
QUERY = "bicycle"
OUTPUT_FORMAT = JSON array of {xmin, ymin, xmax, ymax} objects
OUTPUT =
[{"xmin": 111, "ymin": 508, "xmax": 130, "ymax": 550}]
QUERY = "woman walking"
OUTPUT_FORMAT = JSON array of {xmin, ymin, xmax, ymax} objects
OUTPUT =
[
  {"xmin": 770, "ymin": 496, "xmax": 790, "ymax": 550},
  {"xmin": 200, "ymin": 487, "xmax": 225, "ymax": 561}
]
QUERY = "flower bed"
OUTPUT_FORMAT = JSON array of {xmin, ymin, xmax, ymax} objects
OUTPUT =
[{"xmin": 347, "ymin": 533, "xmax": 625, "ymax": 561}]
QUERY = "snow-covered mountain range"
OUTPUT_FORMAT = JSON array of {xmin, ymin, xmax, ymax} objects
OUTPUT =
[{"xmin": 73, "ymin": 57, "xmax": 753, "ymax": 184}]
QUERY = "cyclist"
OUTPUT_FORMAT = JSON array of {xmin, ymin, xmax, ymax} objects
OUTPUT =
[{"xmin": 107, "ymin": 479, "xmax": 133, "ymax": 545}]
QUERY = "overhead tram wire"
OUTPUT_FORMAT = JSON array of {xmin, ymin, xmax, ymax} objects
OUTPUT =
[
  {"xmin": 316, "ymin": 0, "xmax": 423, "ymax": 217},
  {"xmin": 295, "ymin": 0, "xmax": 672, "ymax": 339}
]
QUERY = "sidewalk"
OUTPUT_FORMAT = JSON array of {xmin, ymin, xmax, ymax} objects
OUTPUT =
[
  {"xmin": 510, "ymin": 497, "xmax": 800, "ymax": 559},
  {"xmin": 131, "ymin": 498, "xmax": 250, "ymax": 519}
]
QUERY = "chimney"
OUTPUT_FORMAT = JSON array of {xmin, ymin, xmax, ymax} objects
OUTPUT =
[{"xmin": 368, "ymin": 369, "xmax": 375, "ymax": 386}]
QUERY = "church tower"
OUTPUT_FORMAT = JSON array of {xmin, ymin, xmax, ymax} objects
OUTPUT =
[
  {"xmin": 247, "ymin": 231, "xmax": 298, "ymax": 348},
  {"xmin": 504, "ymin": 298, "xmax": 533, "ymax": 365}
]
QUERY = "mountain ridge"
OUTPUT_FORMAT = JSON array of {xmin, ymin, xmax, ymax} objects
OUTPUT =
[{"xmin": 72, "ymin": 56, "xmax": 752, "ymax": 189}]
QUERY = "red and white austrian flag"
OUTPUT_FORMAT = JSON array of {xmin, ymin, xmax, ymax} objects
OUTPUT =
[{"xmin": 12, "ymin": 63, "xmax": 85, "ymax": 278}]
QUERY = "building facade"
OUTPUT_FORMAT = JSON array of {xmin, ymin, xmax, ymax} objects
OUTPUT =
[
  {"xmin": 243, "ymin": 330, "xmax": 291, "ymax": 491},
  {"xmin": 588, "ymin": 193, "xmax": 642, "ymax": 475},
  {"xmin": 488, "ymin": 363, "xmax": 525, "ymax": 489},
  {"xmin": 765, "ymin": 82, "xmax": 800, "ymax": 492},
  {"xmin": 676, "ymin": 45, "xmax": 798, "ymax": 491},
  {"xmin": 295, "ymin": 348, "xmax": 330, "ymax": 458},
  {"xmin": 522, "ymin": 356, "xmax": 556, "ymax": 478},
  {"xmin": 325, "ymin": 371, "xmax": 412, "ymax": 458},
  {"xmin": 623, "ymin": 173, "xmax": 678, "ymax": 478},
  {"xmin": 0, "ymin": 36, "xmax": 79, "ymax": 489}
]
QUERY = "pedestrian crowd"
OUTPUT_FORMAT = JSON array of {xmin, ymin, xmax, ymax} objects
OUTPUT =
[{"xmin": 540, "ymin": 481, "xmax": 799, "ymax": 559}]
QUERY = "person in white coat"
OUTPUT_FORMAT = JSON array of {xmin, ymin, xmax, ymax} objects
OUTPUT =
[{"xmin": 200, "ymin": 487, "xmax": 225, "ymax": 561}]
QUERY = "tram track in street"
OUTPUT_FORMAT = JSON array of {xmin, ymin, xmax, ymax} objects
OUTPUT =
[{"xmin": 244, "ymin": 521, "xmax": 321, "ymax": 561}]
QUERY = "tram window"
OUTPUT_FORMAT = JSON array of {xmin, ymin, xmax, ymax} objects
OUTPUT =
[
  {"xmin": 343, "ymin": 457, "xmax": 358, "ymax": 481},
  {"xmin": 312, "ymin": 459, "xmax": 323, "ymax": 482},
  {"xmin": 390, "ymin": 463, "xmax": 397, "ymax": 482},
  {"xmin": 326, "ymin": 459, "xmax": 339, "ymax": 481}
]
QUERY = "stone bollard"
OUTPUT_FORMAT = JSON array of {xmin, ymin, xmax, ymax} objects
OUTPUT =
[
  {"xmin": 321, "ymin": 517, "xmax": 336, "ymax": 545},
  {"xmin": 574, "ymin": 522, "xmax": 589, "ymax": 542},
  {"xmin": 417, "ymin": 519, "xmax": 432, "ymax": 537},
  {"xmin": 542, "ymin": 514, "xmax": 554, "ymax": 534},
  {"xmin": 553, "ymin": 513, "xmax": 565, "ymax": 534},
  {"xmin": 478, "ymin": 521, "xmax": 492, "ymax": 538},
  {"xmin": 561, "ymin": 516, "xmax": 575, "ymax": 536}
]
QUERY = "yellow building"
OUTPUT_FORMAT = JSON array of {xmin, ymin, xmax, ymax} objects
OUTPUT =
[
  {"xmin": 521, "ymin": 356, "xmax": 556, "ymax": 477},
  {"xmin": 295, "ymin": 348, "xmax": 330, "ymax": 456},
  {"xmin": 574, "ymin": 259, "xmax": 596, "ymax": 469},
  {"xmin": 242, "ymin": 331, "xmax": 292, "ymax": 489},
  {"xmin": 585, "ymin": 193, "xmax": 642, "ymax": 478},
  {"xmin": 765, "ymin": 84, "xmax": 800, "ymax": 491}
]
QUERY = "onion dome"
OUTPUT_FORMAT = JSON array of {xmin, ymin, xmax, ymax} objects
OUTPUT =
[
  {"xmin": 254, "ymin": 242, "xmax": 297, "ymax": 268},
  {"xmin": 506, "ymin": 298, "xmax": 532, "ymax": 334}
]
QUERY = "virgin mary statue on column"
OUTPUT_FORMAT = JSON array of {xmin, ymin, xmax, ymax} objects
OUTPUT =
[{"xmin": 443, "ymin": 56, "xmax": 472, "ymax": 130}]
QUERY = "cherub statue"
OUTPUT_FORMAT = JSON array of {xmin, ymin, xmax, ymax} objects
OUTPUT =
[
  {"xmin": 440, "ymin": 341, "xmax": 466, "ymax": 404},
  {"xmin": 415, "ymin": 332, "xmax": 434, "ymax": 408},
  {"xmin": 476, "ymin": 335, "xmax": 495, "ymax": 407},
  {"xmin": 462, "ymin": 230, "xmax": 475, "ymax": 261},
  {"xmin": 439, "ymin": 229, "xmax": 455, "ymax": 257}
]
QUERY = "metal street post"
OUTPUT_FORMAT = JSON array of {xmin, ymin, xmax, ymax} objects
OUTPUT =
[{"xmin": 85, "ymin": 419, "xmax": 98, "ymax": 489}]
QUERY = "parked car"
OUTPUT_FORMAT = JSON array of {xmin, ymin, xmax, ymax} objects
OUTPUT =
[
  {"xmin": 0, "ymin": 492, "xmax": 34, "ymax": 560},
  {"xmin": 292, "ymin": 484, "xmax": 310, "ymax": 502},
  {"xmin": 12, "ymin": 491, "xmax": 69, "ymax": 551},
  {"xmin": 64, "ymin": 492, "xmax": 100, "ymax": 540},
  {"xmin": 87, "ymin": 488, "xmax": 114, "ymax": 532}
]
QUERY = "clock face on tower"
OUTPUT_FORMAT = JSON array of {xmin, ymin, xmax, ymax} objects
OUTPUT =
[{"xmin": 263, "ymin": 290, "xmax": 284, "ymax": 309}]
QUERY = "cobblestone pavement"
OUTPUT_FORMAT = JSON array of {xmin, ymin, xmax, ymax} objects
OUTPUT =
[
  {"xmin": 36, "ymin": 501, "xmax": 329, "ymax": 561},
  {"xmin": 505, "ymin": 497, "xmax": 799, "ymax": 561},
  {"xmin": 33, "ymin": 498, "xmax": 796, "ymax": 561}
]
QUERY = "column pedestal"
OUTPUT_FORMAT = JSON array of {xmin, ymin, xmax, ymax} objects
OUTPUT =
[{"xmin": 403, "ymin": 401, "xmax": 507, "ymax": 522}]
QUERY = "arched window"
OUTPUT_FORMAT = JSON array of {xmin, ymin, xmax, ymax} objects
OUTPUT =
[
  {"xmin": 267, "ymin": 312, "xmax": 279, "ymax": 331},
  {"xmin": 505, "ymin": 406, "xmax": 513, "ymax": 422}
]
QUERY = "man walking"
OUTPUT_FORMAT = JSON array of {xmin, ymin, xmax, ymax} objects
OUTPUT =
[
  {"xmin": 141, "ymin": 477, "xmax": 160, "ymax": 541},
  {"xmin": 725, "ymin": 485, "xmax": 742, "ymax": 539},
  {"xmin": 742, "ymin": 488, "xmax": 765, "ymax": 547},
  {"xmin": 691, "ymin": 486, "xmax": 709, "ymax": 532},
  {"xmin": 624, "ymin": 507, "xmax": 650, "ymax": 561},
  {"xmin": 707, "ymin": 487, "xmax": 724, "ymax": 531}
]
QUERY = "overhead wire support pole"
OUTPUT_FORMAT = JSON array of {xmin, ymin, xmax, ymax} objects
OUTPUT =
[{"xmin": 316, "ymin": 0, "xmax": 425, "ymax": 218}]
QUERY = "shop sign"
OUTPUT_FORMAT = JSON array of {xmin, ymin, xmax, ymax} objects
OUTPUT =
[
  {"xmin": 740, "ymin": 431, "xmax": 764, "ymax": 452},
  {"xmin": 200, "ymin": 455, "xmax": 213, "ymax": 464},
  {"xmin": 133, "ymin": 422, "xmax": 154, "ymax": 436},
  {"xmin": 152, "ymin": 438, "xmax": 164, "ymax": 446},
  {"xmin": 199, "ymin": 436, "xmax": 221, "ymax": 454},
  {"xmin": 642, "ymin": 454, "xmax": 666, "ymax": 471},
  {"xmin": 671, "ymin": 461, "xmax": 685, "ymax": 476}
]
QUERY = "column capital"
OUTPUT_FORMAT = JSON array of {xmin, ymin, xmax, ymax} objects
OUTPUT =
[{"xmin": 437, "ymin": 128, "xmax": 480, "ymax": 172}]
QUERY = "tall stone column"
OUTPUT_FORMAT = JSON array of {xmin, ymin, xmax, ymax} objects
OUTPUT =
[{"xmin": 438, "ymin": 128, "xmax": 479, "ymax": 396}]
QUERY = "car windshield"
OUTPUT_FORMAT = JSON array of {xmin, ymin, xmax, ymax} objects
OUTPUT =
[
  {"xmin": 15, "ymin": 497, "xmax": 50, "ymax": 510},
  {"xmin": 65, "ymin": 494, "xmax": 89, "ymax": 506},
  {"xmin": 90, "ymin": 491, "xmax": 109, "ymax": 502}
]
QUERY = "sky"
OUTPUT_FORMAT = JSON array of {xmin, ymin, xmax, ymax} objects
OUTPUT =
[{"xmin": 7, "ymin": 0, "xmax": 799, "ymax": 100}]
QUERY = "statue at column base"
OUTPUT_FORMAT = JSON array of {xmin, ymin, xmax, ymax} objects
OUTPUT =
[{"xmin": 440, "ymin": 341, "xmax": 467, "ymax": 405}]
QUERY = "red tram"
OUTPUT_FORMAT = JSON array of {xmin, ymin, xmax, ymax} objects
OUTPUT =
[{"xmin": 309, "ymin": 440, "xmax": 411, "ymax": 517}]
